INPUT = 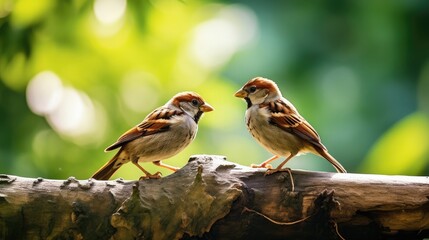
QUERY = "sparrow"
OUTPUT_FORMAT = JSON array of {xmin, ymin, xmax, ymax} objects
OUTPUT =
[
  {"xmin": 91, "ymin": 92, "xmax": 214, "ymax": 180},
  {"xmin": 234, "ymin": 77, "xmax": 347, "ymax": 174}
]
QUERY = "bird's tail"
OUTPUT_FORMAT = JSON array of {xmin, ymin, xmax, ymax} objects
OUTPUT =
[
  {"xmin": 91, "ymin": 151, "xmax": 123, "ymax": 180},
  {"xmin": 317, "ymin": 149, "xmax": 347, "ymax": 173}
]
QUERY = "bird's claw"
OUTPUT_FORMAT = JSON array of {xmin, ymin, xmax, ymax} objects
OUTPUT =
[
  {"xmin": 251, "ymin": 163, "xmax": 273, "ymax": 169},
  {"xmin": 139, "ymin": 171, "xmax": 162, "ymax": 180},
  {"xmin": 264, "ymin": 167, "xmax": 295, "ymax": 192},
  {"xmin": 265, "ymin": 167, "xmax": 291, "ymax": 176}
]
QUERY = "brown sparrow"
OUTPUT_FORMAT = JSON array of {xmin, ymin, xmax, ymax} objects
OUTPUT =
[
  {"xmin": 91, "ymin": 92, "xmax": 214, "ymax": 180},
  {"xmin": 234, "ymin": 77, "xmax": 347, "ymax": 173}
]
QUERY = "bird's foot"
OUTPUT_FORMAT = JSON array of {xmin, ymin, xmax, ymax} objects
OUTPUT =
[
  {"xmin": 139, "ymin": 171, "xmax": 162, "ymax": 180},
  {"xmin": 265, "ymin": 167, "xmax": 295, "ymax": 192},
  {"xmin": 264, "ymin": 167, "xmax": 290, "ymax": 175},
  {"xmin": 251, "ymin": 163, "xmax": 273, "ymax": 169}
]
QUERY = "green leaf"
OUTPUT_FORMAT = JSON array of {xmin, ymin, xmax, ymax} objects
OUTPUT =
[{"xmin": 361, "ymin": 112, "xmax": 429, "ymax": 175}]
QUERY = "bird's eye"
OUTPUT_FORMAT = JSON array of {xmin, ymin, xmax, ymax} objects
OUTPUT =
[
  {"xmin": 249, "ymin": 86, "xmax": 257, "ymax": 93},
  {"xmin": 191, "ymin": 99, "xmax": 199, "ymax": 106}
]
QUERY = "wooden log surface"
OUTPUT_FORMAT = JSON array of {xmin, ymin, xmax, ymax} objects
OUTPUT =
[{"xmin": 1, "ymin": 155, "xmax": 429, "ymax": 240}]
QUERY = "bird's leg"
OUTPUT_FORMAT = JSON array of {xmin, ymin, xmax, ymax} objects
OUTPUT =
[
  {"xmin": 132, "ymin": 162, "xmax": 162, "ymax": 180},
  {"xmin": 153, "ymin": 161, "xmax": 179, "ymax": 172},
  {"xmin": 276, "ymin": 153, "xmax": 296, "ymax": 170},
  {"xmin": 265, "ymin": 153, "xmax": 294, "ymax": 174},
  {"xmin": 251, "ymin": 155, "xmax": 279, "ymax": 169}
]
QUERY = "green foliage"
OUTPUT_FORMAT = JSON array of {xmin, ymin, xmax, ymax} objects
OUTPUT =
[
  {"xmin": 361, "ymin": 113, "xmax": 429, "ymax": 175},
  {"xmin": 1, "ymin": 0, "xmax": 428, "ymax": 178}
]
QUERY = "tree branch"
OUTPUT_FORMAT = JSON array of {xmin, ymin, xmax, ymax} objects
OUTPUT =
[{"xmin": 1, "ymin": 155, "xmax": 428, "ymax": 239}]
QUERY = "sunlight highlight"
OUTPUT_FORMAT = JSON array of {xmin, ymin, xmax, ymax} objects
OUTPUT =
[
  {"xmin": 26, "ymin": 71, "xmax": 63, "ymax": 115},
  {"xmin": 93, "ymin": 0, "xmax": 126, "ymax": 25},
  {"xmin": 26, "ymin": 71, "xmax": 103, "ymax": 144},
  {"xmin": 47, "ymin": 87, "xmax": 93, "ymax": 136},
  {"xmin": 189, "ymin": 4, "xmax": 259, "ymax": 69}
]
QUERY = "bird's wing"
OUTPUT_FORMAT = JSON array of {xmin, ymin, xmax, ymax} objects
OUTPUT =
[
  {"xmin": 263, "ymin": 100, "xmax": 327, "ymax": 150},
  {"xmin": 105, "ymin": 108, "xmax": 183, "ymax": 151}
]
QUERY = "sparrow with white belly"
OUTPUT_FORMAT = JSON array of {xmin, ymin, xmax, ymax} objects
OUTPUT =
[
  {"xmin": 235, "ymin": 77, "xmax": 347, "ymax": 174},
  {"xmin": 91, "ymin": 92, "xmax": 214, "ymax": 180}
]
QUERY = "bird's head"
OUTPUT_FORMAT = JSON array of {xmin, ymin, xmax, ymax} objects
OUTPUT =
[
  {"xmin": 171, "ymin": 92, "xmax": 214, "ymax": 123},
  {"xmin": 234, "ymin": 77, "xmax": 282, "ymax": 108}
]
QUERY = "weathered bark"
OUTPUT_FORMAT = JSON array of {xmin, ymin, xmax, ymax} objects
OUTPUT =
[{"xmin": 1, "ymin": 155, "xmax": 428, "ymax": 240}]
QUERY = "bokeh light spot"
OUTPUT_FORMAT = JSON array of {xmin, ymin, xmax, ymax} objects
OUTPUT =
[
  {"xmin": 26, "ymin": 71, "xmax": 63, "ymax": 116},
  {"xmin": 27, "ymin": 71, "xmax": 105, "ymax": 145},
  {"xmin": 189, "ymin": 4, "xmax": 258, "ymax": 69},
  {"xmin": 93, "ymin": 0, "xmax": 126, "ymax": 25},
  {"xmin": 47, "ymin": 87, "xmax": 87, "ymax": 134}
]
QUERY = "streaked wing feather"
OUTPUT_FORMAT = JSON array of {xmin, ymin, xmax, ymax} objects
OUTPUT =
[
  {"xmin": 105, "ymin": 108, "xmax": 181, "ymax": 151},
  {"xmin": 265, "ymin": 100, "xmax": 326, "ymax": 150}
]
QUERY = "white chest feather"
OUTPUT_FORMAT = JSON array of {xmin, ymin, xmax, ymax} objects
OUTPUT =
[{"xmin": 245, "ymin": 105, "xmax": 306, "ymax": 157}]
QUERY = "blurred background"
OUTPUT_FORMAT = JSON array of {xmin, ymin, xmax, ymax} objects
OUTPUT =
[{"xmin": 1, "ymin": 0, "xmax": 428, "ymax": 179}]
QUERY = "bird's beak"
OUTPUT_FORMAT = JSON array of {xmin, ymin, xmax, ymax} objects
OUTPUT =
[
  {"xmin": 200, "ymin": 103, "xmax": 214, "ymax": 112},
  {"xmin": 234, "ymin": 89, "xmax": 247, "ymax": 98}
]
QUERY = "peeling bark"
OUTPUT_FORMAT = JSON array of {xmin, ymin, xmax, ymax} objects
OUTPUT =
[{"xmin": 1, "ymin": 155, "xmax": 429, "ymax": 240}]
